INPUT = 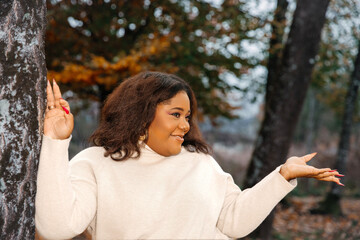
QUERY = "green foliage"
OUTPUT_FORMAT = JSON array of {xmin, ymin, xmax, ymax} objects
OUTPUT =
[
  {"xmin": 46, "ymin": 0, "xmax": 266, "ymax": 119},
  {"xmin": 311, "ymin": 0, "xmax": 360, "ymax": 122},
  {"xmin": 294, "ymin": 0, "xmax": 360, "ymax": 142}
]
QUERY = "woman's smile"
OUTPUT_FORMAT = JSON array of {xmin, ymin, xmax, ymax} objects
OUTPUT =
[
  {"xmin": 170, "ymin": 134, "xmax": 185, "ymax": 142},
  {"xmin": 146, "ymin": 91, "xmax": 190, "ymax": 156}
]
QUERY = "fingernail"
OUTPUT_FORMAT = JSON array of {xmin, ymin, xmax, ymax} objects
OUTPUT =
[
  {"xmin": 329, "ymin": 170, "xmax": 337, "ymax": 172},
  {"xmin": 62, "ymin": 106, "xmax": 69, "ymax": 114},
  {"xmin": 336, "ymin": 174, "xmax": 345, "ymax": 177},
  {"xmin": 337, "ymin": 182, "xmax": 345, "ymax": 187}
]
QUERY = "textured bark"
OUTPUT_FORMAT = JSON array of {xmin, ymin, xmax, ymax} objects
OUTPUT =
[
  {"xmin": 305, "ymin": 89, "xmax": 317, "ymax": 154},
  {"xmin": 265, "ymin": 0, "xmax": 289, "ymax": 99},
  {"xmin": 303, "ymin": 89, "xmax": 317, "ymax": 193},
  {"xmin": 319, "ymin": 41, "xmax": 360, "ymax": 215},
  {"xmin": 243, "ymin": 0, "xmax": 330, "ymax": 239},
  {"xmin": 0, "ymin": 0, "xmax": 47, "ymax": 239}
]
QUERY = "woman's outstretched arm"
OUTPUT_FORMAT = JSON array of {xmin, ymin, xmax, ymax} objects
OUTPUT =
[
  {"xmin": 217, "ymin": 153, "xmax": 342, "ymax": 238},
  {"xmin": 217, "ymin": 166, "xmax": 296, "ymax": 238}
]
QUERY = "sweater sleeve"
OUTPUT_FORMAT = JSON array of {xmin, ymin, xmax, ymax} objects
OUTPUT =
[
  {"xmin": 216, "ymin": 166, "xmax": 297, "ymax": 238},
  {"xmin": 35, "ymin": 135, "xmax": 97, "ymax": 239}
]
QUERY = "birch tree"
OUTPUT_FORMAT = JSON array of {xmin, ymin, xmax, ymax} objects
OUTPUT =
[{"xmin": 0, "ymin": 0, "xmax": 47, "ymax": 239}]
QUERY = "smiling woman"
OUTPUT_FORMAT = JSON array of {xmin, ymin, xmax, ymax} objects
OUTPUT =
[
  {"xmin": 89, "ymin": 72, "xmax": 210, "ymax": 161},
  {"xmin": 147, "ymin": 91, "xmax": 191, "ymax": 156},
  {"xmin": 35, "ymin": 71, "xmax": 343, "ymax": 240}
]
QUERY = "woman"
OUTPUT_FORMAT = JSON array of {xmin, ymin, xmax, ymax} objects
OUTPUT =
[{"xmin": 36, "ymin": 72, "xmax": 343, "ymax": 239}]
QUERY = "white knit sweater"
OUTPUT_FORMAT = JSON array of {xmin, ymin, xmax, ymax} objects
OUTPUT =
[{"xmin": 35, "ymin": 135, "xmax": 296, "ymax": 239}]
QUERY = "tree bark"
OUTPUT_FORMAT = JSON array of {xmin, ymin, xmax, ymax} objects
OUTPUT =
[
  {"xmin": 266, "ymin": 0, "xmax": 289, "ymax": 97},
  {"xmin": 243, "ymin": 0, "xmax": 330, "ymax": 239},
  {"xmin": 317, "ymin": 41, "xmax": 360, "ymax": 215},
  {"xmin": 0, "ymin": 0, "xmax": 47, "ymax": 239}
]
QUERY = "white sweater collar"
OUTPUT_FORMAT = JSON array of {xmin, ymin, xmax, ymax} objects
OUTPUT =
[{"xmin": 136, "ymin": 143, "xmax": 183, "ymax": 162}]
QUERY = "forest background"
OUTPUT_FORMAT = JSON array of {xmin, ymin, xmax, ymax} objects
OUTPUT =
[
  {"xmin": 1, "ymin": 0, "xmax": 360, "ymax": 239},
  {"xmin": 47, "ymin": 0, "xmax": 360, "ymax": 239}
]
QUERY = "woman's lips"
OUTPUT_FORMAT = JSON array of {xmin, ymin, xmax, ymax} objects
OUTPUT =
[{"xmin": 171, "ymin": 135, "xmax": 184, "ymax": 142}]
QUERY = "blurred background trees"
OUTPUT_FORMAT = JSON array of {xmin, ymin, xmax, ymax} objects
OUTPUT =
[
  {"xmin": 244, "ymin": 0, "xmax": 331, "ymax": 238},
  {"xmin": 46, "ymin": 0, "xmax": 265, "ymax": 119},
  {"xmin": 41, "ymin": 0, "xmax": 360, "ymax": 239},
  {"xmin": 313, "ymin": 41, "xmax": 360, "ymax": 216}
]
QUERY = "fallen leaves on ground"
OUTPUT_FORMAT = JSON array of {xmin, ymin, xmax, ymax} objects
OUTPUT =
[{"xmin": 273, "ymin": 196, "xmax": 360, "ymax": 240}]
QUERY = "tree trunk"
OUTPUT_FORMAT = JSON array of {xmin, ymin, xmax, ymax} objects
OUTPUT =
[
  {"xmin": 266, "ymin": 0, "xmax": 289, "ymax": 92},
  {"xmin": 0, "ymin": 0, "xmax": 47, "ymax": 239},
  {"xmin": 316, "ymin": 41, "xmax": 360, "ymax": 215},
  {"xmin": 302, "ymin": 88, "xmax": 317, "ymax": 193},
  {"xmin": 242, "ymin": 0, "xmax": 330, "ymax": 239},
  {"xmin": 305, "ymin": 89, "xmax": 317, "ymax": 154}
]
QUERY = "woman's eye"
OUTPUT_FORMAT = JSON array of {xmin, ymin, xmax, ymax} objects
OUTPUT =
[
  {"xmin": 186, "ymin": 115, "xmax": 191, "ymax": 121},
  {"xmin": 172, "ymin": 113, "xmax": 180, "ymax": 118}
]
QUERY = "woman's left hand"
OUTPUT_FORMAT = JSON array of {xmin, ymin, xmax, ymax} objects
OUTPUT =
[{"xmin": 279, "ymin": 153, "xmax": 344, "ymax": 186}]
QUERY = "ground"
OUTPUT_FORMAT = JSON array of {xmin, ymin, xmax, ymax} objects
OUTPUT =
[{"xmin": 271, "ymin": 196, "xmax": 360, "ymax": 240}]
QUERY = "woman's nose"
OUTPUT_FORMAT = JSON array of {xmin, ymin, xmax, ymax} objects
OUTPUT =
[{"xmin": 179, "ymin": 118, "xmax": 190, "ymax": 132}]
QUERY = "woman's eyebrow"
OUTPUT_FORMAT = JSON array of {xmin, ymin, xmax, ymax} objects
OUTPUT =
[{"xmin": 170, "ymin": 107, "xmax": 191, "ymax": 113}]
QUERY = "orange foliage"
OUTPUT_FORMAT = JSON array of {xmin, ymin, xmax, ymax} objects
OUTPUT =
[{"xmin": 47, "ymin": 35, "xmax": 174, "ymax": 88}]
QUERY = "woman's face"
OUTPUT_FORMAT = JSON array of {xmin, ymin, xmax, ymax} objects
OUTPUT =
[{"xmin": 146, "ymin": 91, "xmax": 191, "ymax": 156}]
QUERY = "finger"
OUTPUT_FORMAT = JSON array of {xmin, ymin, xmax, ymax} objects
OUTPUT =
[
  {"xmin": 313, "ymin": 169, "xmax": 337, "ymax": 178},
  {"xmin": 59, "ymin": 98, "xmax": 70, "ymax": 114},
  {"xmin": 316, "ymin": 167, "xmax": 332, "ymax": 174},
  {"xmin": 52, "ymin": 79, "xmax": 62, "ymax": 109},
  {"xmin": 65, "ymin": 112, "xmax": 74, "ymax": 128},
  {"xmin": 46, "ymin": 79, "xmax": 55, "ymax": 111},
  {"xmin": 317, "ymin": 175, "xmax": 337, "ymax": 182},
  {"xmin": 317, "ymin": 175, "xmax": 344, "ymax": 186},
  {"xmin": 59, "ymin": 98, "xmax": 73, "ymax": 126},
  {"xmin": 302, "ymin": 152, "xmax": 317, "ymax": 163}
]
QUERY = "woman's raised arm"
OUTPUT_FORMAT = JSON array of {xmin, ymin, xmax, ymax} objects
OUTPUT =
[{"xmin": 36, "ymin": 80, "xmax": 96, "ymax": 239}]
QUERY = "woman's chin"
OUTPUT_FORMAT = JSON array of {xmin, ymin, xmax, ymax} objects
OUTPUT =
[{"xmin": 167, "ymin": 145, "xmax": 182, "ymax": 156}]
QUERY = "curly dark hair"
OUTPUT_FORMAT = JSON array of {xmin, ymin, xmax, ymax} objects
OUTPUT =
[{"xmin": 90, "ymin": 71, "xmax": 211, "ymax": 161}]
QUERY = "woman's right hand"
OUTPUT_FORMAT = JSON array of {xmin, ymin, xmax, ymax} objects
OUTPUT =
[{"xmin": 44, "ymin": 80, "xmax": 74, "ymax": 140}]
